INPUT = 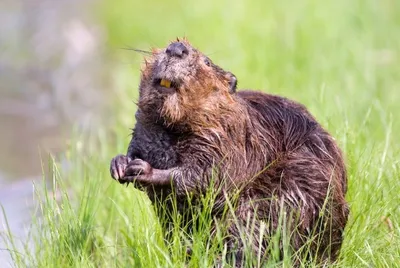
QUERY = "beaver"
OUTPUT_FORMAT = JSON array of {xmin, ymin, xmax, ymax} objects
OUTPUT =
[{"xmin": 110, "ymin": 38, "xmax": 349, "ymax": 265}]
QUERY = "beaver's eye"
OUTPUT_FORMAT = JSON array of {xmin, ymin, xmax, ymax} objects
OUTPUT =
[{"xmin": 204, "ymin": 58, "xmax": 211, "ymax": 66}]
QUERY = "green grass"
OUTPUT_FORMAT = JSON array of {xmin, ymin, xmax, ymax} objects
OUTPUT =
[{"xmin": 2, "ymin": 0, "xmax": 400, "ymax": 266}]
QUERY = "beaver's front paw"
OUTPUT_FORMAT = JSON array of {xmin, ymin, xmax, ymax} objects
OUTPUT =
[
  {"xmin": 110, "ymin": 154, "xmax": 131, "ymax": 183},
  {"xmin": 124, "ymin": 159, "xmax": 153, "ymax": 181}
]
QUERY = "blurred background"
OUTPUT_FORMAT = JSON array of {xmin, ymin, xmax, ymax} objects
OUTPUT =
[
  {"xmin": 0, "ymin": 0, "xmax": 399, "ymax": 265},
  {"xmin": 0, "ymin": 0, "xmax": 112, "ymax": 262}
]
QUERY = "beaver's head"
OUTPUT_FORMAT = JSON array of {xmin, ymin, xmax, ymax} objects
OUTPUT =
[{"xmin": 138, "ymin": 38, "xmax": 238, "ymax": 129}]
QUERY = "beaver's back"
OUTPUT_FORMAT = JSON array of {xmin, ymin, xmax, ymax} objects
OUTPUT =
[
  {"xmin": 232, "ymin": 90, "xmax": 348, "ymax": 262},
  {"xmin": 237, "ymin": 90, "xmax": 321, "ymax": 151}
]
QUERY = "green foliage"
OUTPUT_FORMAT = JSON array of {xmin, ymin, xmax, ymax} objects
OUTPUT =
[{"xmin": 3, "ymin": 0, "xmax": 400, "ymax": 266}]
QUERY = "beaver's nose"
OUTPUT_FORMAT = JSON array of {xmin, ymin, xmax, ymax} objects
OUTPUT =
[{"xmin": 166, "ymin": 42, "xmax": 189, "ymax": 58}]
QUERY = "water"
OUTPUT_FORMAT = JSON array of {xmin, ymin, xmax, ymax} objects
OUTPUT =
[{"xmin": 0, "ymin": 0, "xmax": 109, "ymax": 264}]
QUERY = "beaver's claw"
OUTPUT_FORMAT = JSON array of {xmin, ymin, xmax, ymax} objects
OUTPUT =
[{"xmin": 110, "ymin": 154, "xmax": 131, "ymax": 183}]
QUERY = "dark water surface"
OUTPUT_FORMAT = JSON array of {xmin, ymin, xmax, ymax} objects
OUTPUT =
[{"xmin": 0, "ymin": 0, "xmax": 110, "ymax": 265}]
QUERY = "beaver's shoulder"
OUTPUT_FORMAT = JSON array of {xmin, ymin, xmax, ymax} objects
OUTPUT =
[
  {"xmin": 236, "ymin": 90, "xmax": 321, "ymax": 149},
  {"xmin": 237, "ymin": 90, "xmax": 316, "ymax": 122}
]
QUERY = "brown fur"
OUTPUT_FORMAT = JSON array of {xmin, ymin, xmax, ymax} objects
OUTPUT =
[{"xmin": 110, "ymin": 38, "xmax": 349, "ymax": 266}]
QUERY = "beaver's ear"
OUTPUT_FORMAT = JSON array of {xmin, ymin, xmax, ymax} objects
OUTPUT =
[{"xmin": 228, "ymin": 73, "xmax": 237, "ymax": 94}]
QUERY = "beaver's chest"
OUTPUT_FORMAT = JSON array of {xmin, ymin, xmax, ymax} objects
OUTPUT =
[{"xmin": 129, "ymin": 122, "xmax": 181, "ymax": 170}]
